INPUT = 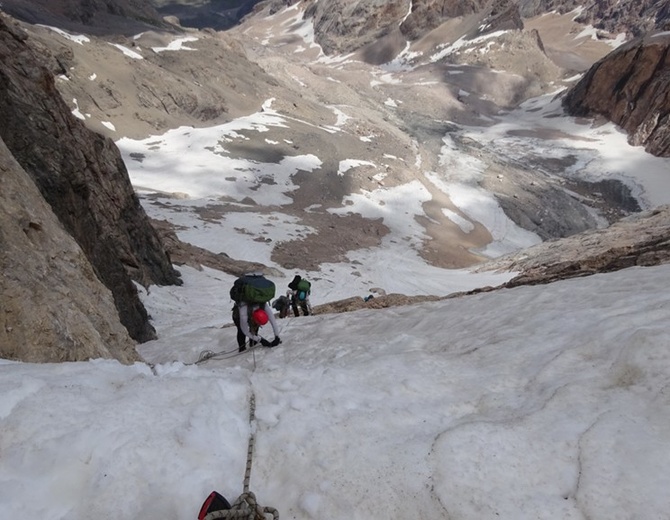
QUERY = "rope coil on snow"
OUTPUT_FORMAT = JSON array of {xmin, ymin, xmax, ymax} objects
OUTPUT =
[
  {"xmin": 196, "ymin": 347, "xmax": 238, "ymax": 364},
  {"xmin": 204, "ymin": 491, "xmax": 279, "ymax": 519},
  {"xmin": 197, "ymin": 350, "xmax": 216, "ymax": 363},
  {"xmin": 203, "ymin": 393, "xmax": 279, "ymax": 520}
]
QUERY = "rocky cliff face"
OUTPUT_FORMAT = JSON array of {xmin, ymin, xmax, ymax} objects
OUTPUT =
[
  {"xmin": 400, "ymin": 0, "xmax": 524, "ymax": 41},
  {"xmin": 0, "ymin": 14, "xmax": 182, "ymax": 344},
  {"xmin": 253, "ymin": 0, "xmax": 670, "ymax": 60},
  {"xmin": 562, "ymin": 33, "xmax": 670, "ymax": 158},
  {"xmin": 399, "ymin": 0, "xmax": 481, "ymax": 40},
  {"xmin": 518, "ymin": 0, "xmax": 670, "ymax": 37},
  {"xmin": 302, "ymin": 0, "xmax": 410, "ymax": 55},
  {"xmin": 0, "ymin": 0, "xmax": 170, "ymax": 35},
  {"xmin": 284, "ymin": 0, "xmax": 523, "ymax": 57},
  {"xmin": 0, "ymin": 137, "xmax": 140, "ymax": 364}
]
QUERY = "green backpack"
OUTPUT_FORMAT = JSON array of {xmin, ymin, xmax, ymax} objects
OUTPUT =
[
  {"xmin": 230, "ymin": 274, "xmax": 276, "ymax": 304},
  {"xmin": 296, "ymin": 279, "xmax": 311, "ymax": 300}
]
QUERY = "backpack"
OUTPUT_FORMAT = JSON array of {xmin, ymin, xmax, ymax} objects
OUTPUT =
[
  {"xmin": 272, "ymin": 295, "xmax": 288, "ymax": 310},
  {"xmin": 198, "ymin": 491, "xmax": 231, "ymax": 520},
  {"xmin": 230, "ymin": 274, "xmax": 276, "ymax": 304},
  {"xmin": 296, "ymin": 279, "xmax": 310, "ymax": 301},
  {"xmin": 296, "ymin": 279, "xmax": 311, "ymax": 293}
]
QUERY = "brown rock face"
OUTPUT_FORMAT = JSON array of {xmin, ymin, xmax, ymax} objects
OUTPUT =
[
  {"xmin": 0, "ymin": 15, "xmax": 182, "ymax": 342},
  {"xmin": 400, "ymin": 0, "xmax": 483, "ymax": 40},
  {"xmin": 299, "ymin": 0, "xmax": 523, "ymax": 57},
  {"xmin": 478, "ymin": 205, "xmax": 670, "ymax": 287},
  {"xmin": 0, "ymin": 136, "xmax": 140, "ymax": 364},
  {"xmin": 0, "ymin": 0, "xmax": 169, "ymax": 35},
  {"xmin": 397, "ymin": 0, "xmax": 523, "ymax": 41},
  {"xmin": 304, "ymin": 0, "xmax": 410, "ymax": 55},
  {"xmin": 571, "ymin": 0, "xmax": 670, "ymax": 38},
  {"xmin": 518, "ymin": 0, "xmax": 670, "ymax": 37},
  {"xmin": 562, "ymin": 33, "xmax": 670, "ymax": 157}
]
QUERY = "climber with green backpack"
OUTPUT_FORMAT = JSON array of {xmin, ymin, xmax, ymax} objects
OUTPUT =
[
  {"xmin": 230, "ymin": 274, "xmax": 281, "ymax": 352},
  {"xmin": 288, "ymin": 274, "xmax": 312, "ymax": 317}
]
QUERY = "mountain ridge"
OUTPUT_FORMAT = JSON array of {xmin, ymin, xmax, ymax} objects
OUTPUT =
[{"xmin": 1, "ymin": 0, "xmax": 669, "ymax": 362}]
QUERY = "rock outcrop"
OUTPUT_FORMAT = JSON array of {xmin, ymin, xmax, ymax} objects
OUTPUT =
[
  {"xmin": 151, "ymin": 219, "xmax": 284, "ymax": 278},
  {"xmin": 0, "ymin": 136, "xmax": 140, "ymax": 364},
  {"xmin": 518, "ymin": 0, "xmax": 670, "ymax": 37},
  {"xmin": 312, "ymin": 293, "xmax": 441, "ymax": 315},
  {"xmin": 477, "ymin": 205, "xmax": 670, "ymax": 286},
  {"xmin": 304, "ymin": 0, "xmax": 410, "ymax": 55},
  {"xmin": 400, "ymin": 0, "xmax": 524, "ymax": 41},
  {"xmin": 399, "ymin": 0, "xmax": 480, "ymax": 40},
  {"xmin": 572, "ymin": 0, "xmax": 669, "ymax": 38},
  {"xmin": 562, "ymin": 33, "xmax": 670, "ymax": 157},
  {"xmin": 0, "ymin": 14, "xmax": 181, "ymax": 343}
]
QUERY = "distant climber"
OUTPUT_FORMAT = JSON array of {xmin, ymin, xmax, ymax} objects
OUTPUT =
[
  {"xmin": 288, "ymin": 275, "xmax": 312, "ymax": 317},
  {"xmin": 272, "ymin": 291, "xmax": 292, "ymax": 319}
]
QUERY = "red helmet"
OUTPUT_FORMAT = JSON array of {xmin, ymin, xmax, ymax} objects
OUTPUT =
[{"xmin": 252, "ymin": 308, "xmax": 269, "ymax": 326}]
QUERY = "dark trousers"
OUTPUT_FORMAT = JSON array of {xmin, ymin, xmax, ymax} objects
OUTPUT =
[
  {"xmin": 291, "ymin": 300, "xmax": 310, "ymax": 317},
  {"xmin": 232, "ymin": 305, "xmax": 258, "ymax": 349}
]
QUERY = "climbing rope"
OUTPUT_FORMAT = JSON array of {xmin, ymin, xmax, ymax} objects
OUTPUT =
[
  {"xmin": 203, "ymin": 394, "xmax": 279, "ymax": 520},
  {"xmin": 196, "ymin": 319, "xmax": 267, "ymax": 365},
  {"xmin": 196, "ymin": 348, "xmax": 238, "ymax": 364},
  {"xmin": 242, "ymin": 393, "xmax": 257, "ymax": 495}
]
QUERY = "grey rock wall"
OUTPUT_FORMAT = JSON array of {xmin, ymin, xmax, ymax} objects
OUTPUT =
[
  {"xmin": 0, "ymin": 136, "xmax": 140, "ymax": 363},
  {"xmin": 0, "ymin": 14, "xmax": 181, "ymax": 343},
  {"xmin": 563, "ymin": 33, "xmax": 670, "ymax": 158}
]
